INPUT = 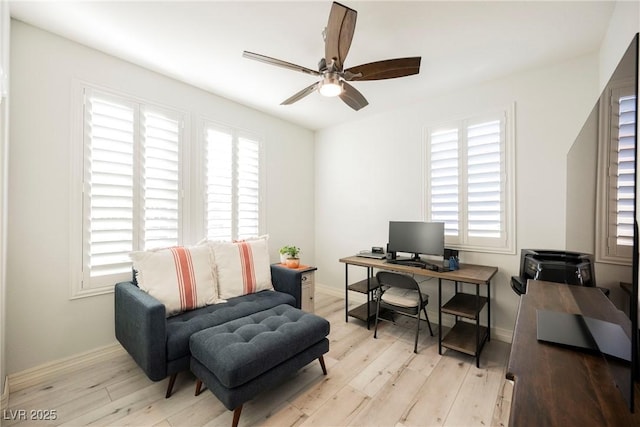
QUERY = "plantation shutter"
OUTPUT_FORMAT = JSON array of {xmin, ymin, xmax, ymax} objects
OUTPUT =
[
  {"xmin": 237, "ymin": 136, "xmax": 260, "ymax": 239},
  {"xmin": 427, "ymin": 111, "xmax": 510, "ymax": 251},
  {"xmin": 466, "ymin": 119, "xmax": 505, "ymax": 244},
  {"xmin": 141, "ymin": 109, "xmax": 181, "ymax": 250},
  {"xmin": 205, "ymin": 126, "xmax": 261, "ymax": 241},
  {"xmin": 82, "ymin": 89, "xmax": 184, "ymax": 291},
  {"xmin": 429, "ymin": 128, "xmax": 460, "ymax": 242},
  {"xmin": 608, "ymin": 90, "xmax": 637, "ymax": 257},
  {"xmin": 206, "ymin": 128, "xmax": 234, "ymax": 240},
  {"xmin": 84, "ymin": 92, "xmax": 135, "ymax": 284}
]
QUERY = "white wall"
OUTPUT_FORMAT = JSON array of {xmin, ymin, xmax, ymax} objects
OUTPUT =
[
  {"xmin": 7, "ymin": 20, "xmax": 315, "ymax": 374},
  {"xmin": 599, "ymin": 0, "xmax": 640, "ymax": 91},
  {"xmin": 0, "ymin": 0, "xmax": 8, "ymax": 406},
  {"xmin": 314, "ymin": 53, "xmax": 600, "ymax": 340}
]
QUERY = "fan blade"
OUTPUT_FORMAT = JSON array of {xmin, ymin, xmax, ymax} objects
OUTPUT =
[
  {"xmin": 339, "ymin": 82, "xmax": 368, "ymax": 111},
  {"xmin": 243, "ymin": 51, "xmax": 321, "ymax": 77},
  {"xmin": 345, "ymin": 57, "xmax": 421, "ymax": 81},
  {"xmin": 281, "ymin": 82, "xmax": 321, "ymax": 105},
  {"xmin": 325, "ymin": 2, "xmax": 357, "ymax": 71}
]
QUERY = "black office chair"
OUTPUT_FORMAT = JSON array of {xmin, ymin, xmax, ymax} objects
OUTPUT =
[{"xmin": 373, "ymin": 271, "xmax": 434, "ymax": 353}]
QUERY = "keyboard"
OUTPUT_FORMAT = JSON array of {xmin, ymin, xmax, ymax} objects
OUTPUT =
[
  {"xmin": 356, "ymin": 252, "xmax": 386, "ymax": 259},
  {"xmin": 387, "ymin": 259, "xmax": 449, "ymax": 271},
  {"xmin": 387, "ymin": 259, "xmax": 425, "ymax": 268}
]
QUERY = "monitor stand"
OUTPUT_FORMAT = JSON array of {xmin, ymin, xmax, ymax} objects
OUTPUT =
[
  {"xmin": 388, "ymin": 254, "xmax": 442, "ymax": 271},
  {"xmin": 536, "ymin": 309, "xmax": 631, "ymax": 362}
]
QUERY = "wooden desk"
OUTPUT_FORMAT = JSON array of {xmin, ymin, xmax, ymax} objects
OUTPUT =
[
  {"xmin": 507, "ymin": 280, "xmax": 640, "ymax": 426},
  {"xmin": 339, "ymin": 256, "xmax": 498, "ymax": 366}
]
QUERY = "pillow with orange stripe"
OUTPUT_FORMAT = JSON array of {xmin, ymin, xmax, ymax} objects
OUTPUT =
[
  {"xmin": 131, "ymin": 244, "xmax": 221, "ymax": 317},
  {"xmin": 209, "ymin": 236, "xmax": 274, "ymax": 300}
]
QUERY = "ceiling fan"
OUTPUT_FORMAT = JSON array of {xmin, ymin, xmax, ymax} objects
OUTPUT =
[{"xmin": 242, "ymin": 1, "xmax": 421, "ymax": 111}]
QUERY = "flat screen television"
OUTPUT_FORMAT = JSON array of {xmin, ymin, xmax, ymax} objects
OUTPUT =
[
  {"xmin": 568, "ymin": 33, "xmax": 638, "ymax": 412},
  {"xmin": 387, "ymin": 221, "xmax": 445, "ymax": 261},
  {"xmin": 608, "ymin": 34, "xmax": 638, "ymax": 412}
]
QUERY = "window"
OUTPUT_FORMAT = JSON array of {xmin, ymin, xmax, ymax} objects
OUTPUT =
[
  {"xmin": 71, "ymin": 84, "xmax": 265, "ymax": 298},
  {"xmin": 74, "ymin": 87, "xmax": 184, "ymax": 296},
  {"xmin": 203, "ymin": 124, "xmax": 262, "ymax": 241},
  {"xmin": 597, "ymin": 81, "xmax": 637, "ymax": 264},
  {"xmin": 425, "ymin": 107, "xmax": 515, "ymax": 253}
]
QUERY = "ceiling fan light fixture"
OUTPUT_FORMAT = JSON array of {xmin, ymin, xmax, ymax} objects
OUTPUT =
[
  {"xmin": 318, "ymin": 73, "xmax": 342, "ymax": 97},
  {"xmin": 243, "ymin": 3, "xmax": 420, "ymax": 110}
]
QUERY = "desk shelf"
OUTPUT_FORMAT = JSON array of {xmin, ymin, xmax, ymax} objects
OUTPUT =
[
  {"xmin": 441, "ymin": 293, "xmax": 488, "ymax": 319},
  {"xmin": 348, "ymin": 277, "xmax": 380, "ymax": 293},
  {"xmin": 441, "ymin": 321, "xmax": 489, "ymax": 356},
  {"xmin": 438, "ymin": 281, "xmax": 490, "ymax": 368},
  {"xmin": 344, "ymin": 270, "xmax": 380, "ymax": 328},
  {"xmin": 348, "ymin": 301, "xmax": 378, "ymax": 322}
]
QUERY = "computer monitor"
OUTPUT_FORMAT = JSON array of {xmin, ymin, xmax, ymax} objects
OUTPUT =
[{"xmin": 387, "ymin": 221, "xmax": 445, "ymax": 261}]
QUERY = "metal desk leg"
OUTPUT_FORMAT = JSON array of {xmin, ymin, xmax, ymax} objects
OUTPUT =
[
  {"xmin": 366, "ymin": 267, "xmax": 372, "ymax": 330},
  {"xmin": 345, "ymin": 263, "xmax": 349, "ymax": 323},
  {"xmin": 454, "ymin": 281, "xmax": 459, "ymax": 323},
  {"xmin": 487, "ymin": 280, "xmax": 491, "ymax": 341},
  {"xmin": 438, "ymin": 278, "xmax": 442, "ymax": 355},
  {"xmin": 476, "ymin": 283, "xmax": 481, "ymax": 368}
]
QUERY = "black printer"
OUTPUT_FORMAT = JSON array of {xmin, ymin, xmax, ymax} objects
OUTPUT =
[{"xmin": 511, "ymin": 249, "xmax": 595, "ymax": 296}]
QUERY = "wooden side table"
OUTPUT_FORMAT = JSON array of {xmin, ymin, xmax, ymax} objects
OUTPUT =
[{"xmin": 272, "ymin": 263, "xmax": 317, "ymax": 312}]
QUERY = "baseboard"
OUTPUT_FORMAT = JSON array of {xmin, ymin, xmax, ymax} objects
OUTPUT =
[
  {"xmin": 8, "ymin": 343, "xmax": 125, "ymax": 393},
  {"xmin": 316, "ymin": 283, "xmax": 345, "ymax": 299},
  {"xmin": 316, "ymin": 283, "xmax": 513, "ymax": 344}
]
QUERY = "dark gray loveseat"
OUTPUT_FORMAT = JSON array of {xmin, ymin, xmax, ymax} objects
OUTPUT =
[{"xmin": 114, "ymin": 265, "xmax": 303, "ymax": 397}]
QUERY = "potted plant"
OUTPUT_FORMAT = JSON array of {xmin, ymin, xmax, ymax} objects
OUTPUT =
[
  {"xmin": 279, "ymin": 246, "xmax": 291, "ymax": 264},
  {"xmin": 280, "ymin": 245, "xmax": 301, "ymax": 268}
]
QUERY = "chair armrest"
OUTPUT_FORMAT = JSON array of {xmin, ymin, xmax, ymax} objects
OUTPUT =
[
  {"xmin": 114, "ymin": 281, "xmax": 167, "ymax": 381},
  {"xmin": 510, "ymin": 276, "xmax": 526, "ymax": 295},
  {"xmin": 270, "ymin": 264, "xmax": 302, "ymax": 308}
]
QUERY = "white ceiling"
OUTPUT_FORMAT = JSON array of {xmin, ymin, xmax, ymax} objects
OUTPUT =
[{"xmin": 10, "ymin": 1, "xmax": 614, "ymax": 130}]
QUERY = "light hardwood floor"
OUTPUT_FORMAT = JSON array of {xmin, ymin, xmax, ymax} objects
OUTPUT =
[{"xmin": 6, "ymin": 291, "xmax": 512, "ymax": 426}]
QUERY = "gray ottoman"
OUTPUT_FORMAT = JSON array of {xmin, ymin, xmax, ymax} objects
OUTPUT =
[{"xmin": 190, "ymin": 304, "xmax": 330, "ymax": 427}]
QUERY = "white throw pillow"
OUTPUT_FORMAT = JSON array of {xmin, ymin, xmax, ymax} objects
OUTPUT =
[
  {"xmin": 131, "ymin": 245, "xmax": 220, "ymax": 317},
  {"xmin": 209, "ymin": 236, "xmax": 274, "ymax": 299}
]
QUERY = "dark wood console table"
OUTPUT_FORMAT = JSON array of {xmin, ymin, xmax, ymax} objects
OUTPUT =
[
  {"xmin": 507, "ymin": 280, "xmax": 640, "ymax": 426},
  {"xmin": 339, "ymin": 256, "xmax": 497, "ymax": 367}
]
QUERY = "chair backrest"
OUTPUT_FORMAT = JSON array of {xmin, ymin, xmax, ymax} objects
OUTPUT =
[{"xmin": 376, "ymin": 271, "xmax": 419, "ymax": 291}]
